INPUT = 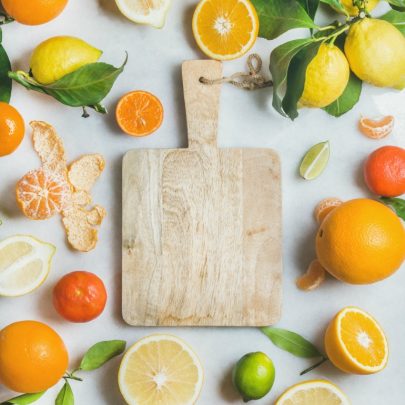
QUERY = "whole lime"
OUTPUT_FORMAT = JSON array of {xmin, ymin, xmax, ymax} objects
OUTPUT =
[{"xmin": 232, "ymin": 352, "xmax": 275, "ymax": 402}]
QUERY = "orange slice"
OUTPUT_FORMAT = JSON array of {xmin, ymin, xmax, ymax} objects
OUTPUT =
[
  {"xmin": 192, "ymin": 0, "xmax": 259, "ymax": 61},
  {"xmin": 314, "ymin": 197, "xmax": 343, "ymax": 224},
  {"xmin": 296, "ymin": 260, "xmax": 326, "ymax": 291},
  {"xmin": 325, "ymin": 306, "xmax": 388, "ymax": 375},
  {"xmin": 16, "ymin": 169, "xmax": 71, "ymax": 220},
  {"xmin": 116, "ymin": 91, "xmax": 164, "ymax": 137},
  {"xmin": 359, "ymin": 115, "xmax": 395, "ymax": 139}
]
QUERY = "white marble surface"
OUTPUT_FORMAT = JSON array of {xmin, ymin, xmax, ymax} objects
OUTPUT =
[{"xmin": 1, "ymin": 1, "xmax": 404, "ymax": 404}]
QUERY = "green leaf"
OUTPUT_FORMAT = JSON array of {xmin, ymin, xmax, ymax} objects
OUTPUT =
[
  {"xmin": 380, "ymin": 10, "xmax": 405, "ymax": 35},
  {"xmin": 270, "ymin": 38, "xmax": 315, "ymax": 117},
  {"xmin": 387, "ymin": 0, "xmax": 405, "ymax": 11},
  {"xmin": 320, "ymin": 0, "xmax": 348, "ymax": 14},
  {"xmin": 250, "ymin": 0, "xmax": 317, "ymax": 39},
  {"xmin": 55, "ymin": 381, "xmax": 74, "ymax": 405},
  {"xmin": 380, "ymin": 197, "xmax": 405, "ymax": 221},
  {"xmin": 297, "ymin": 0, "xmax": 320, "ymax": 20},
  {"xmin": 79, "ymin": 340, "xmax": 126, "ymax": 371},
  {"xmin": 0, "ymin": 44, "xmax": 11, "ymax": 102},
  {"xmin": 9, "ymin": 54, "xmax": 127, "ymax": 112},
  {"xmin": 1, "ymin": 392, "xmax": 46, "ymax": 405},
  {"xmin": 262, "ymin": 327, "xmax": 324, "ymax": 358},
  {"xmin": 324, "ymin": 72, "xmax": 362, "ymax": 117},
  {"xmin": 282, "ymin": 41, "xmax": 321, "ymax": 120}
]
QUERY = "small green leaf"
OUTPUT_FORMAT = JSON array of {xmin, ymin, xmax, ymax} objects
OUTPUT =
[
  {"xmin": 262, "ymin": 327, "xmax": 324, "ymax": 358},
  {"xmin": 297, "ymin": 0, "xmax": 320, "ymax": 20},
  {"xmin": 380, "ymin": 10, "xmax": 405, "ymax": 36},
  {"xmin": 282, "ymin": 41, "xmax": 321, "ymax": 120},
  {"xmin": 0, "ymin": 392, "xmax": 46, "ymax": 405},
  {"xmin": 380, "ymin": 197, "xmax": 405, "ymax": 221},
  {"xmin": 387, "ymin": 0, "xmax": 405, "ymax": 11},
  {"xmin": 79, "ymin": 340, "xmax": 126, "ymax": 371},
  {"xmin": 55, "ymin": 381, "xmax": 74, "ymax": 405},
  {"xmin": 320, "ymin": 0, "xmax": 349, "ymax": 15},
  {"xmin": 270, "ymin": 38, "xmax": 315, "ymax": 117},
  {"xmin": 0, "ymin": 44, "xmax": 11, "ymax": 103},
  {"xmin": 250, "ymin": 0, "xmax": 317, "ymax": 40}
]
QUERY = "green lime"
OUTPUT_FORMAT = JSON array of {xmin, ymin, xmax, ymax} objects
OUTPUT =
[
  {"xmin": 30, "ymin": 36, "xmax": 102, "ymax": 84},
  {"xmin": 232, "ymin": 352, "xmax": 275, "ymax": 402},
  {"xmin": 299, "ymin": 141, "xmax": 330, "ymax": 180}
]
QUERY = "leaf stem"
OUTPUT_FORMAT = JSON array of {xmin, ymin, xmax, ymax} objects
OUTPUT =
[
  {"xmin": 64, "ymin": 371, "xmax": 83, "ymax": 382},
  {"xmin": 0, "ymin": 12, "xmax": 14, "ymax": 25},
  {"xmin": 300, "ymin": 357, "xmax": 329, "ymax": 375}
]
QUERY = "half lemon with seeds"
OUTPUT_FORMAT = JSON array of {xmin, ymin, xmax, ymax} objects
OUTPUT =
[
  {"xmin": 192, "ymin": 0, "xmax": 259, "ymax": 61},
  {"xmin": 118, "ymin": 334, "xmax": 204, "ymax": 405},
  {"xmin": 0, "ymin": 235, "xmax": 55, "ymax": 297},
  {"xmin": 325, "ymin": 306, "xmax": 388, "ymax": 375}
]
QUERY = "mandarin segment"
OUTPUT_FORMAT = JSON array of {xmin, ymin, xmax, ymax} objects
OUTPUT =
[
  {"xmin": 314, "ymin": 197, "xmax": 343, "ymax": 224},
  {"xmin": 359, "ymin": 115, "xmax": 395, "ymax": 139},
  {"xmin": 296, "ymin": 260, "xmax": 326, "ymax": 291}
]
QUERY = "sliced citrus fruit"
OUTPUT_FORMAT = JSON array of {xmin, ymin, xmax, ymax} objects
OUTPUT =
[
  {"xmin": 192, "ymin": 0, "xmax": 259, "ymax": 61},
  {"xmin": 325, "ymin": 306, "xmax": 388, "ymax": 375},
  {"xmin": 116, "ymin": 91, "xmax": 164, "ymax": 137},
  {"xmin": 314, "ymin": 197, "xmax": 343, "ymax": 224},
  {"xmin": 0, "ymin": 235, "xmax": 55, "ymax": 297},
  {"xmin": 359, "ymin": 115, "xmax": 394, "ymax": 139},
  {"xmin": 114, "ymin": 0, "xmax": 172, "ymax": 28},
  {"xmin": 296, "ymin": 260, "xmax": 326, "ymax": 291},
  {"xmin": 299, "ymin": 141, "xmax": 330, "ymax": 180},
  {"xmin": 118, "ymin": 334, "xmax": 204, "ymax": 405},
  {"xmin": 275, "ymin": 380, "xmax": 350, "ymax": 405},
  {"xmin": 16, "ymin": 169, "xmax": 71, "ymax": 220}
]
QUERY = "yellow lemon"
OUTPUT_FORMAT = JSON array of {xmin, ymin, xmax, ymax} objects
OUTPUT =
[
  {"xmin": 340, "ymin": 0, "xmax": 379, "ymax": 16},
  {"xmin": 30, "ymin": 36, "xmax": 102, "ymax": 84},
  {"xmin": 345, "ymin": 18, "xmax": 405, "ymax": 89},
  {"xmin": 300, "ymin": 43, "xmax": 350, "ymax": 108}
]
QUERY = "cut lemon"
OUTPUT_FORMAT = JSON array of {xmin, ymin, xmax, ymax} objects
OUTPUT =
[
  {"xmin": 115, "ymin": 0, "xmax": 172, "ymax": 28},
  {"xmin": 0, "ymin": 235, "xmax": 55, "ymax": 297},
  {"xmin": 275, "ymin": 380, "xmax": 350, "ymax": 405},
  {"xmin": 192, "ymin": 0, "xmax": 259, "ymax": 61},
  {"xmin": 118, "ymin": 334, "xmax": 204, "ymax": 405},
  {"xmin": 325, "ymin": 306, "xmax": 388, "ymax": 375}
]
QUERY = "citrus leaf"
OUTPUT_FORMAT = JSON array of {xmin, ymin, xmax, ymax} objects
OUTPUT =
[
  {"xmin": 387, "ymin": 0, "xmax": 405, "ymax": 11},
  {"xmin": 0, "ymin": 392, "xmax": 46, "ymax": 405},
  {"xmin": 282, "ymin": 41, "xmax": 321, "ymax": 120},
  {"xmin": 250, "ymin": 0, "xmax": 317, "ymax": 39},
  {"xmin": 380, "ymin": 197, "xmax": 405, "ymax": 221},
  {"xmin": 262, "ymin": 327, "xmax": 324, "ymax": 358},
  {"xmin": 324, "ymin": 72, "xmax": 362, "ymax": 117},
  {"xmin": 320, "ymin": 0, "xmax": 348, "ymax": 14},
  {"xmin": 270, "ymin": 38, "xmax": 315, "ymax": 117},
  {"xmin": 297, "ymin": 0, "xmax": 320, "ymax": 20},
  {"xmin": 8, "ymin": 54, "xmax": 127, "ymax": 112},
  {"xmin": 55, "ymin": 381, "xmax": 74, "ymax": 405},
  {"xmin": 79, "ymin": 340, "xmax": 126, "ymax": 371},
  {"xmin": 380, "ymin": 10, "xmax": 405, "ymax": 35},
  {"xmin": 0, "ymin": 44, "xmax": 11, "ymax": 102}
]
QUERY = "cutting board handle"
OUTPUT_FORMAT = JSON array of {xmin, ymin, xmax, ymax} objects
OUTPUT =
[{"xmin": 182, "ymin": 60, "xmax": 223, "ymax": 149}]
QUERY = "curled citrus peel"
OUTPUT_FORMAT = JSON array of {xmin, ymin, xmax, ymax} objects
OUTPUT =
[
  {"xmin": 296, "ymin": 260, "xmax": 326, "ymax": 291},
  {"xmin": 16, "ymin": 121, "xmax": 106, "ymax": 252},
  {"xmin": 359, "ymin": 115, "xmax": 395, "ymax": 139}
]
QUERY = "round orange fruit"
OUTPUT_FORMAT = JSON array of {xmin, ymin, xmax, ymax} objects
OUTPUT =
[
  {"xmin": 0, "ymin": 102, "xmax": 25, "ymax": 157},
  {"xmin": 316, "ymin": 198, "xmax": 405, "ymax": 284},
  {"xmin": 1, "ymin": 0, "xmax": 68, "ymax": 25},
  {"xmin": 0, "ymin": 320, "xmax": 68, "ymax": 393}
]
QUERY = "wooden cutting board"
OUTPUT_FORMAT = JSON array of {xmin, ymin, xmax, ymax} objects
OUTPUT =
[{"xmin": 122, "ymin": 60, "xmax": 282, "ymax": 327}]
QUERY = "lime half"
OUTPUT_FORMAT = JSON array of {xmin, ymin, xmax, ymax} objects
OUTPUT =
[{"xmin": 300, "ymin": 141, "xmax": 330, "ymax": 180}]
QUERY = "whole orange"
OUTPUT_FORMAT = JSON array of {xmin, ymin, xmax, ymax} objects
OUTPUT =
[
  {"xmin": 364, "ymin": 146, "xmax": 405, "ymax": 197},
  {"xmin": 53, "ymin": 271, "xmax": 107, "ymax": 323},
  {"xmin": 316, "ymin": 198, "xmax": 405, "ymax": 284},
  {"xmin": 0, "ymin": 321, "xmax": 68, "ymax": 393},
  {"xmin": 1, "ymin": 0, "xmax": 68, "ymax": 25},
  {"xmin": 0, "ymin": 102, "xmax": 25, "ymax": 157}
]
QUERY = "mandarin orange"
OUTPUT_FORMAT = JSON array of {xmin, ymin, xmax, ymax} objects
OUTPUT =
[{"xmin": 0, "ymin": 102, "xmax": 25, "ymax": 157}]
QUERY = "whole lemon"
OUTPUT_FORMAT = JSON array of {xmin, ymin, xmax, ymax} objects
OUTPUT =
[
  {"xmin": 300, "ymin": 43, "xmax": 350, "ymax": 108},
  {"xmin": 339, "ymin": 0, "xmax": 379, "ymax": 16},
  {"xmin": 30, "ymin": 36, "xmax": 102, "ymax": 84},
  {"xmin": 345, "ymin": 18, "xmax": 405, "ymax": 89},
  {"xmin": 316, "ymin": 198, "xmax": 405, "ymax": 284}
]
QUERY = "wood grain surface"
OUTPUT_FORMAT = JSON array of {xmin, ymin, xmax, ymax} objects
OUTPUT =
[{"xmin": 122, "ymin": 60, "xmax": 282, "ymax": 326}]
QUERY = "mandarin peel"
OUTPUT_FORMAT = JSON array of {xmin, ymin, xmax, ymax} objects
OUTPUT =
[{"xmin": 296, "ymin": 260, "xmax": 327, "ymax": 291}]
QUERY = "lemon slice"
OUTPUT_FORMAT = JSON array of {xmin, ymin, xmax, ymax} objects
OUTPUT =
[
  {"xmin": 0, "ymin": 235, "xmax": 55, "ymax": 297},
  {"xmin": 118, "ymin": 334, "xmax": 204, "ymax": 405},
  {"xmin": 115, "ymin": 0, "xmax": 172, "ymax": 28},
  {"xmin": 275, "ymin": 380, "xmax": 351, "ymax": 405}
]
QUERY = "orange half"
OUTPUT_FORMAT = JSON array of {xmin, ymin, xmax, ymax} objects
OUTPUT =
[{"xmin": 192, "ymin": 0, "xmax": 259, "ymax": 61}]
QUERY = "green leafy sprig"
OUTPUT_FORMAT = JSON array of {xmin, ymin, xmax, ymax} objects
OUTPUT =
[
  {"xmin": 0, "ymin": 28, "xmax": 11, "ymax": 103},
  {"xmin": 0, "ymin": 340, "xmax": 126, "ymax": 405},
  {"xmin": 380, "ymin": 197, "xmax": 405, "ymax": 220}
]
